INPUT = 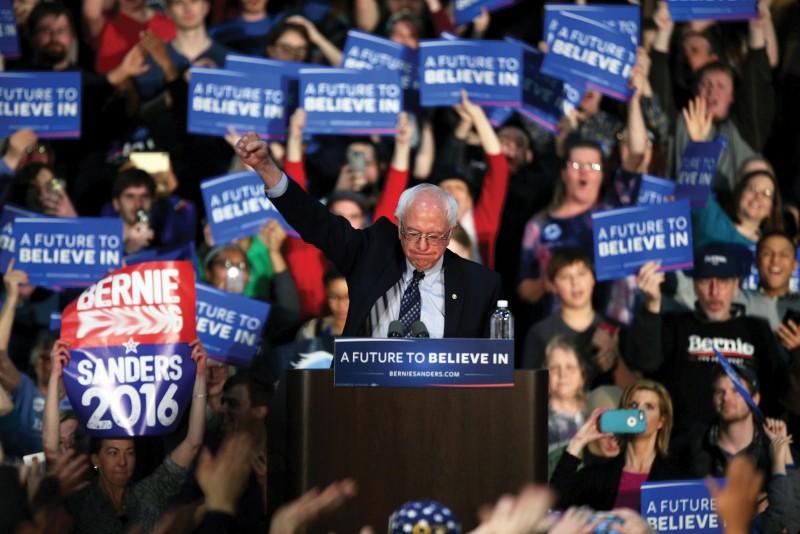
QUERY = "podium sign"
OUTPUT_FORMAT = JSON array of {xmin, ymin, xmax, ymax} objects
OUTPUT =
[{"xmin": 334, "ymin": 338, "xmax": 514, "ymax": 387}]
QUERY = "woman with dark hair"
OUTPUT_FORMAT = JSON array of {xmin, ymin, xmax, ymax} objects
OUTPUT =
[
  {"xmin": 50, "ymin": 339, "xmax": 208, "ymax": 533},
  {"xmin": 693, "ymin": 164, "xmax": 783, "ymax": 249},
  {"xmin": 550, "ymin": 379, "xmax": 683, "ymax": 511}
]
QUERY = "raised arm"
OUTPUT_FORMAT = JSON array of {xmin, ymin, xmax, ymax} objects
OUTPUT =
[
  {"xmin": 169, "ymin": 339, "xmax": 207, "ymax": 468},
  {"xmin": 2, "ymin": 129, "xmax": 38, "ymax": 173},
  {"xmin": 44, "ymin": 341, "xmax": 69, "ymax": 462},
  {"xmin": 353, "ymin": 0, "xmax": 381, "ymax": 33},
  {"xmin": 0, "ymin": 262, "xmax": 27, "ymax": 393},
  {"xmin": 624, "ymin": 50, "xmax": 650, "ymax": 172},
  {"xmin": 287, "ymin": 16, "xmax": 342, "ymax": 66},
  {"xmin": 375, "ymin": 112, "xmax": 412, "ymax": 223},
  {"xmin": 749, "ymin": 0, "xmax": 779, "ymax": 68},
  {"xmin": 82, "ymin": 0, "xmax": 109, "ymax": 41},
  {"xmin": 413, "ymin": 118, "xmax": 435, "ymax": 180}
]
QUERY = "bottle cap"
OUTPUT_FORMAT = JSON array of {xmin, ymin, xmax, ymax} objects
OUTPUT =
[{"xmin": 497, "ymin": 300, "xmax": 508, "ymax": 308}]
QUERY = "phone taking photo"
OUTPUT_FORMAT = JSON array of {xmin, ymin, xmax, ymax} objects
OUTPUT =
[{"xmin": 599, "ymin": 409, "xmax": 645, "ymax": 434}]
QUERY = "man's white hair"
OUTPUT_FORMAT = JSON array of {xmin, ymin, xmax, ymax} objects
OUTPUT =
[{"xmin": 394, "ymin": 184, "xmax": 458, "ymax": 228}]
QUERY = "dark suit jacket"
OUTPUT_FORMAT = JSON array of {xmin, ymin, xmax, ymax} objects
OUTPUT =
[{"xmin": 271, "ymin": 178, "xmax": 503, "ymax": 337}]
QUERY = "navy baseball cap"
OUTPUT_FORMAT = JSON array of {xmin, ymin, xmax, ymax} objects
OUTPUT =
[{"xmin": 690, "ymin": 242, "xmax": 752, "ymax": 279}]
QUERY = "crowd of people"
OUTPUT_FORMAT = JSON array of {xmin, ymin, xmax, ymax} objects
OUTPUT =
[{"xmin": 1, "ymin": 0, "xmax": 800, "ymax": 531}]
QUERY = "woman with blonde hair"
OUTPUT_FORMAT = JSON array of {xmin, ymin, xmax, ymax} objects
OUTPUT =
[{"xmin": 550, "ymin": 379, "xmax": 684, "ymax": 511}]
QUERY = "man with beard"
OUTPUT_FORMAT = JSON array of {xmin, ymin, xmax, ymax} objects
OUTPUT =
[{"xmin": 17, "ymin": 2, "xmax": 149, "ymax": 214}]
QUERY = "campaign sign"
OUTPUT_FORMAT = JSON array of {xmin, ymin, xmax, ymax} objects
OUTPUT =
[
  {"xmin": 0, "ymin": 72, "xmax": 81, "ymax": 138},
  {"xmin": 0, "ymin": 204, "xmax": 40, "ymax": 272},
  {"xmin": 300, "ymin": 68, "xmax": 403, "ymax": 135},
  {"xmin": 542, "ymin": 4, "xmax": 639, "ymax": 101},
  {"xmin": 188, "ymin": 67, "xmax": 288, "ymax": 139},
  {"xmin": 196, "ymin": 283, "xmax": 270, "ymax": 367},
  {"xmin": 224, "ymin": 54, "xmax": 304, "ymax": 113},
  {"xmin": 60, "ymin": 261, "xmax": 197, "ymax": 437},
  {"xmin": 0, "ymin": 0, "xmax": 20, "ymax": 59},
  {"xmin": 667, "ymin": 0, "xmax": 756, "ymax": 22},
  {"xmin": 419, "ymin": 39, "xmax": 523, "ymax": 107},
  {"xmin": 454, "ymin": 0, "xmax": 516, "ymax": 25},
  {"xmin": 637, "ymin": 175, "xmax": 677, "ymax": 205},
  {"xmin": 125, "ymin": 242, "xmax": 197, "ymax": 265},
  {"xmin": 511, "ymin": 39, "xmax": 584, "ymax": 132},
  {"xmin": 675, "ymin": 140, "xmax": 724, "ymax": 208},
  {"xmin": 201, "ymin": 171, "xmax": 297, "ymax": 244},
  {"xmin": 13, "ymin": 217, "xmax": 123, "ymax": 289},
  {"xmin": 342, "ymin": 30, "xmax": 419, "ymax": 92},
  {"xmin": 334, "ymin": 338, "xmax": 514, "ymax": 388},
  {"xmin": 592, "ymin": 199, "xmax": 694, "ymax": 281},
  {"xmin": 641, "ymin": 479, "xmax": 723, "ymax": 533}
]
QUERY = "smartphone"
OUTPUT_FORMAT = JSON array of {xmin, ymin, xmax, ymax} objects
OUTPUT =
[
  {"xmin": 48, "ymin": 177, "xmax": 65, "ymax": 197},
  {"xmin": 782, "ymin": 309, "xmax": 800, "ymax": 326},
  {"xmin": 129, "ymin": 151, "xmax": 170, "ymax": 175},
  {"xmin": 347, "ymin": 148, "xmax": 366, "ymax": 173},
  {"xmin": 23, "ymin": 452, "xmax": 46, "ymax": 469},
  {"xmin": 224, "ymin": 265, "xmax": 245, "ymax": 293},
  {"xmin": 600, "ymin": 409, "xmax": 645, "ymax": 434},
  {"xmin": 135, "ymin": 209, "xmax": 150, "ymax": 226}
]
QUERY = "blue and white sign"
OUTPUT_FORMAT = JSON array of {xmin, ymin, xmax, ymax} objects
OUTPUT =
[
  {"xmin": 188, "ymin": 67, "xmax": 288, "ymax": 139},
  {"xmin": 342, "ymin": 30, "xmax": 419, "ymax": 93},
  {"xmin": 454, "ymin": 0, "xmax": 516, "ymax": 25},
  {"xmin": 510, "ymin": 39, "xmax": 584, "ymax": 132},
  {"xmin": 666, "ymin": 0, "xmax": 756, "ymax": 22},
  {"xmin": 224, "ymin": 54, "xmax": 305, "ymax": 113},
  {"xmin": 125, "ymin": 242, "xmax": 197, "ymax": 265},
  {"xmin": 60, "ymin": 261, "xmax": 198, "ymax": 437},
  {"xmin": 637, "ymin": 175, "xmax": 677, "ymax": 205},
  {"xmin": 334, "ymin": 338, "xmax": 514, "ymax": 388},
  {"xmin": 675, "ymin": 140, "xmax": 724, "ymax": 208},
  {"xmin": 641, "ymin": 479, "xmax": 723, "ymax": 533},
  {"xmin": 13, "ymin": 217, "xmax": 123, "ymax": 289},
  {"xmin": 300, "ymin": 68, "xmax": 403, "ymax": 134},
  {"xmin": 0, "ymin": 0, "xmax": 20, "ymax": 59},
  {"xmin": 0, "ymin": 72, "xmax": 81, "ymax": 138},
  {"xmin": 0, "ymin": 204, "xmax": 41, "ymax": 272},
  {"xmin": 592, "ymin": 199, "xmax": 694, "ymax": 281},
  {"xmin": 542, "ymin": 4, "xmax": 639, "ymax": 102},
  {"xmin": 201, "ymin": 171, "xmax": 297, "ymax": 244},
  {"xmin": 419, "ymin": 39, "xmax": 523, "ymax": 107},
  {"xmin": 196, "ymin": 283, "xmax": 270, "ymax": 368}
]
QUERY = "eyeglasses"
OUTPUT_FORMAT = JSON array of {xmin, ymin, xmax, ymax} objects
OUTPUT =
[
  {"xmin": 745, "ymin": 185, "xmax": 774, "ymax": 200},
  {"xmin": 567, "ymin": 161, "xmax": 602, "ymax": 172},
  {"xmin": 400, "ymin": 227, "xmax": 451, "ymax": 245},
  {"xmin": 273, "ymin": 43, "xmax": 308, "ymax": 57},
  {"xmin": 36, "ymin": 26, "xmax": 70, "ymax": 38}
]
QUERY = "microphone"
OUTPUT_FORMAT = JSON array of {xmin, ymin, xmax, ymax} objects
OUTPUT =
[
  {"xmin": 410, "ymin": 321, "xmax": 429, "ymax": 338},
  {"xmin": 388, "ymin": 320, "xmax": 404, "ymax": 338}
]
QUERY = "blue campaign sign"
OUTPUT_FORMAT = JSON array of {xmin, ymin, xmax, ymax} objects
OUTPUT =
[
  {"xmin": 0, "ymin": 72, "xmax": 81, "ymax": 138},
  {"xmin": 592, "ymin": 199, "xmax": 694, "ymax": 281},
  {"xmin": 334, "ymin": 338, "xmax": 514, "ymax": 388},
  {"xmin": 0, "ymin": 0, "xmax": 20, "ymax": 59},
  {"xmin": 542, "ymin": 4, "xmax": 639, "ymax": 102},
  {"xmin": 300, "ymin": 67, "xmax": 403, "ymax": 135},
  {"xmin": 125, "ymin": 242, "xmax": 197, "ymax": 265},
  {"xmin": 13, "ymin": 217, "xmax": 123, "ymax": 289},
  {"xmin": 453, "ymin": 0, "xmax": 516, "ymax": 25},
  {"xmin": 224, "ymin": 54, "xmax": 304, "ymax": 113},
  {"xmin": 60, "ymin": 261, "xmax": 198, "ymax": 437},
  {"xmin": 188, "ymin": 67, "xmax": 288, "ymax": 139},
  {"xmin": 667, "ymin": 0, "xmax": 756, "ymax": 22},
  {"xmin": 675, "ymin": 140, "xmax": 724, "ymax": 208},
  {"xmin": 419, "ymin": 39, "xmax": 523, "ymax": 107},
  {"xmin": 0, "ymin": 204, "xmax": 41, "ymax": 272},
  {"xmin": 637, "ymin": 175, "xmax": 677, "ymax": 205},
  {"xmin": 641, "ymin": 479, "xmax": 723, "ymax": 533},
  {"xmin": 342, "ymin": 30, "xmax": 419, "ymax": 92},
  {"xmin": 485, "ymin": 106, "xmax": 514, "ymax": 127},
  {"xmin": 509, "ymin": 39, "xmax": 584, "ymax": 133},
  {"xmin": 195, "ymin": 283, "xmax": 270, "ymax": 368},
  {"xmin": 201, "ymin": 171, "xmax": 297, "ymax": 244}
]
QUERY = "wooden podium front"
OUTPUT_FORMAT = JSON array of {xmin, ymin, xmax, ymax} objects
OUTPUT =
[{"xmin": 285, "ymin": 369, "xmax": 547, "ymax": 531}]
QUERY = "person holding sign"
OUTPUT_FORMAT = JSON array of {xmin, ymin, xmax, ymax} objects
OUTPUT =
[
  {"xmin": 235, "ymin": 131, "xmax": 502, "ymax": 338},
  {"xmin": 60, "ymin": 338, "xmax": 208, "ymax": 534},
  {"xmin": 631, "ymin": 246, "xmax": 790, "ymax": 440},
  {"xmin": 550, "ymin": 379, "xmax": 683, "ymax": 511}
]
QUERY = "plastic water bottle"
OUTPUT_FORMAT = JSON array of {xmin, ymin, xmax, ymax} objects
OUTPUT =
[{"xmin": 490, "ymin": 300, "xmax": 514, "ymax": 339}]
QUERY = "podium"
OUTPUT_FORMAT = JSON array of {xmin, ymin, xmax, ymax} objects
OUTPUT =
[{"xmin": 285, "ymin": 369, "xmax": 548, "ymax": 531}]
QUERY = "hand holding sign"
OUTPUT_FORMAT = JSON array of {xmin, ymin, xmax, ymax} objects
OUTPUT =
[{"xmin": 636, "ymin": 261, "xmax": 664, "ymax": 314}]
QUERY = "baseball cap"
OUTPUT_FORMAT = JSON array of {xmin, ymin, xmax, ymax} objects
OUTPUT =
[{"xmin": 690, "ymin": 242, "xmax": 752, "ymax": 279}]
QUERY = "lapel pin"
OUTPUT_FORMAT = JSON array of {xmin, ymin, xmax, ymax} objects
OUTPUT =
[{"xmin": 451, "ymin": 293, "xmax": 458, "ymax": 300}]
